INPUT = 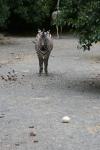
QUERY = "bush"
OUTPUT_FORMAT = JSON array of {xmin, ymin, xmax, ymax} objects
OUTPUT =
[
  {"xmin": 0, "ymin": 0, "xmax": 10, "ymax": 29},
  {"xmin": 60, "ymin": 0, "xmax": 100, "ymax": 50}
]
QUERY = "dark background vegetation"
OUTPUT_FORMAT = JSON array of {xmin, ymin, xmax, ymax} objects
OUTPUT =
[
  {"xmin": 0, "ymin": 0, "xmax": 100, "ymax": 49},
  {"xmin": 0, "ymin": 0, "xmax": 57, "ymax": 33}
]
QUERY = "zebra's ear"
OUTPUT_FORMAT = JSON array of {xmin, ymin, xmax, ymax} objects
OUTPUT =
[{"xmin": 38, "ymin": 29, "xmax": 41, "ymax": 33}]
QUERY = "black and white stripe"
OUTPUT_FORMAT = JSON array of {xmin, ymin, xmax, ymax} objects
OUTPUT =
[{"xmin": 35, "ymin": 30, "xmax": 53, "ymax": 75}]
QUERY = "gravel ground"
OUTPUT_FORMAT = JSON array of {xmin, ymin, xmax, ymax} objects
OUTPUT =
[{"xmin": 0, "ymin": 36, "xmax": 100, "ymax": 150}]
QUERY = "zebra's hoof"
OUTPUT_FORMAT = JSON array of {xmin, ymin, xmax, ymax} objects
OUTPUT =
[
  {"xmin": 45, "ymin": 72, "xmax": 48, "ymax": 76},
  {"xmin": 39, "ymin": 70, "xmax": 43, "ymax": 76}
]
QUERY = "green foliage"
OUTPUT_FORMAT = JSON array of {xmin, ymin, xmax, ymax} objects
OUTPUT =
[
  {"xmin": 76, "ymin": 0, "xmax": 100, "ymax": 50},
  {"xmin": 7, "ymin": 0, "xmax": 56, "ymax": 30},
  {"xmin": 60, "ymin": 0, "xmax": 100, "ymax": 50},
  {"xmin": 0, "ymin": 0, "xmax": 57, "ymax": 30},
  {"xmin": 0, "ymin": 0, "xmax": 10, "ymax": 28},
  {"xmin": 60, "ymin": 0, "xmax": 78, "ymax": 27}
]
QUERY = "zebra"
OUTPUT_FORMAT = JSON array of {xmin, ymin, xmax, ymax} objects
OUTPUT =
[{"xmin": 35, "ymin": 29, "xmax": 53, "ymax": 75}]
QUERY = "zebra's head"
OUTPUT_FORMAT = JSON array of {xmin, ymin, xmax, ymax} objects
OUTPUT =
[
  {"xmin": 38, "ymin": 30, "xmax": 48, "ymax": 50},
  {"xmin": 35, "ymin": 29, "xmax": 53, "ymax": 51}
]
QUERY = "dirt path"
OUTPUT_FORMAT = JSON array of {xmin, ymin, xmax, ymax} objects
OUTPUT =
[{"xmin": 0, "ymin": 36, "xmax": 100, "ymax": 150}]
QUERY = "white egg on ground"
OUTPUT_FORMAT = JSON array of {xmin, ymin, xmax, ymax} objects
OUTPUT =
[{"xmin": 62, "ymin": 116, "xmax": 71, "ymax": 123}]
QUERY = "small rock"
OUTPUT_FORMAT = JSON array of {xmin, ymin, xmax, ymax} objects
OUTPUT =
[
  {"xmin": 1, "ymin": 76, "xmax": 5, "ymax": 80},
  {"xmin": 12, "ymin": 69, "xmax": 15, "ymax": 74},
  {"xmin": 15, "ymin": 143, "xmax": 20, "ymax": 146},
  {"xmin": 29, "ymin": 126, "xmax": 34, "ymax": 128},
  {"xmin": 0, "ymin": 115, "xmax": 5, "ymax": 118},
  {"xmin": 7, "ymin": 75, "xmax": 12, "ymax": 80},
  {"xmin": 15, "ymin": 56, "xmax": 21, "ymax": 59},
  {"xmin": 30, "ymin": 132, "xmax": 36, "ymax": 137},
  {"xmin": 62, "ymin": 116, "xmax": 71, "ymax": 123},
  {"xmin": 8, "ymin": 72, "xmax": 11, "ymax": 75},
  {"xmin": 4, "ymin": 78, "xmax": 8, "ymax": 81},
  {"xmin": 34, "ymin": 140, "xmax": 38, "ymax": 143}
]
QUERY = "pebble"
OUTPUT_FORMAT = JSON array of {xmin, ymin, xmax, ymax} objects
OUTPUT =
[
  {"xmin": 34, "ymin": 140, "xmax": 38, "ymax": 143},
  {"xmin": 30, "ymin": 132, "xmax": 36, "ymax": 137},
  {"xmin": 29, "ymin": 126, "xmax": 34, "ymax": 129},
  {"xmin": 15, "ymin": 143, "xmax": 20, "ymax": 146},
  {"xmin": 62, "ymin": 116, "xmax": 71, "ymax": 123}
]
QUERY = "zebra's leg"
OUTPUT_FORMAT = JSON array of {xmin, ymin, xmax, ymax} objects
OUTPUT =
[
  {"xmin": 44, "ymin": 55, "xmax": 49, "ymax": 75},
  {"xmin": 38, "ymin": 56, "xmax": 43, "ymax": 75}
]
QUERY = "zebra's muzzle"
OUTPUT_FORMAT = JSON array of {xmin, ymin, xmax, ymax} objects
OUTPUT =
[{"xmin": 41, "ymin": 45, "xmax": 47, "ymax": 51}]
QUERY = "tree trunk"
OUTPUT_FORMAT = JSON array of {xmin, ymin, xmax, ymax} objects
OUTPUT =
[{"xmin": 56, "ymin": 25, "xmax": 59, "ymax": 38}]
